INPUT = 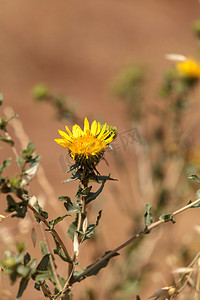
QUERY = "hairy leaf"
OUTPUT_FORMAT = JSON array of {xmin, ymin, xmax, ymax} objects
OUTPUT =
[
  {"xmin": 81, "ymin": 210, "xmax": 102, "ymax": 241},
  {"xmin": 0, "ymin": 158, "xmax": 12, "ymax": 174},
  {"xmin": 67, "ymin": 215, "xmax": 79, "ymax": 240},
  {"xmin": 36, "ymin": 254, "xmax": 50, "ymax": 271},
  {"xmin": 51, "ymin": 233, "xmax": 72, "ymax": 263},
  {"xmin": 159, "ymin": 213, "xmax": 175, "ymax": 223},
  {"xmin": 16, "ymin": 278, "xmax": 29, "ymax": 299},
  {"xmin": 23, "ymin": 253, "xmax": 31, "ymax": 266},
  {"xmin": 189, "ymin": 174, "xmax": 200, "ymax": 184},
  {"xmin": 49, "ymin": 214, "xmax": 70, "ymax": 228},
  {"xmin": 6, "ymin": 195, "xmax": 27, "ymax": 218},
  {"xmin": 144, "ymin": 203, "xmax": 153, "ymax": 228},
  {"xmin": 0, "ymin": 135, "xmax": 14, "ymax": 146},
  {"xmin": 73, "ymin": 251, "xmax": 119, "ymax": 283},
  {"xmin": 22, "ymin": 141, "xmax": 35, "ymax": 159}
]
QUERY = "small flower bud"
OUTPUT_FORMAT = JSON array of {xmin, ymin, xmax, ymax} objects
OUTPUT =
[
  {"xmin": 168, "ymin": 286, "xmax": 176, "ymax": 296},
  {"xmin": 82, "ymin": 217, "xmax": 88, "ymax": 234},
  {"xmin": 73, "ymin": 233, "xmax": 79, "ymax": 257}
]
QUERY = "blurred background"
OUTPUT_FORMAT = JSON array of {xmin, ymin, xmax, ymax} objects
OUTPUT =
[{"xmin": 1, "ymin": 0, "xmax": 200, "ymax": 299}]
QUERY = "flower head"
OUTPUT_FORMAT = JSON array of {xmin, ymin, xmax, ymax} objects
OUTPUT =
[
  {"xmin": 176, "ymin": 58, "xmax": 200, "ymax": 79},
  {"xmin": 55, "ymin": 118, "xmax": 116, "ymax": 167}
]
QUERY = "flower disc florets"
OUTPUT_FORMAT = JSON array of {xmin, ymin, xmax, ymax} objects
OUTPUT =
[{"xmin": 55, "ymin": 118, "xmax": 116, "ymax": 168}]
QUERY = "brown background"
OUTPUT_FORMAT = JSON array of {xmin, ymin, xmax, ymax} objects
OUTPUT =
[{"xmin": 0, "ymin": 1, "xmax": 200, "ymax": 299}]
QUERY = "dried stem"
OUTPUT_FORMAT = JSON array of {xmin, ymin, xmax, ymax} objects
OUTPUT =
[
  {"xmin": 41, "ymin": 283, "xmax": 53, "ymax": 300},
  {"xmin": 40, "ymin": 222, "xmax": 63, "ymax": 291},
  {"xmin": 27, "ymin": 202, "xmax": 72, "ymax": 263},
  {"xmin": 73, "ymin": 198, "xmax": 200, "ymax": 283}
]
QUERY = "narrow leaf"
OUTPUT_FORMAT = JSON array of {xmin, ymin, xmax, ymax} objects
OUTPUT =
[
  {"xmin": 0, "ymin": 158, "xmax": 12, "ymax": 174},
  {"xmin": 159, "ymin": 213, "xmax": 175, "ymax": 223},
  {"xmin": 73, "ymin": 251, "xmax": 119, "ymax": 283},
  {"xmin": 144, "ymin": 203, "xmax": 153, "ymax": 228},
  {"xmin": 36, "ymin": 254, "xmax": 50, "ymax": 271},
  {"xmin": 0, "ymin": 135, "xmax": 14, "ymax": 146},
  {"xmin": 31, "ymin": 227, "xmax": 37, "ymax": 247},
  {"xmin": 16, "ymin": 278, "xmax": 29, "ymax": 299},
  {"xmin": 189, "ymin": 174, "xmax": 200, "ymax": 184},
  {"xmin": 67, "ymin": 215, "xmax": 78, "ymax": 240},
  {"xmin": 49, "ymin": 214, "xmax": 70, "ymax": 228}
]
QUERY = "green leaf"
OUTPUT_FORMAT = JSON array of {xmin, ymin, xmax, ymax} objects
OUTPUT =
[
  {"xmin": 51, "ymin": 233, "xmax": 72, "ymax": 262},
  {"xmin": 24, "ymin": 253, "xmax": 31, "ymax": 266},
  {"xmin": 16, "ymin": 278, "xmax": 29, "ymax": 299},
  {"xmin": 144, "ymin": 203, "xmax": 153, "ymax": 228},
  {"xmin": 87, "ymin": 182, "xmax": 106, "ymax": 204},
  {"xmin": 91, "ymin": 174, "xmax": 117, "ymax": 183},
  {"xmin": 49, "ymin": 214, "xmax": 70, "ymax": 228},
  {"xmin": 36, "ymin": 254, "xmax": 50, "ymax": 271},
  {"xmin": 81, "ymin": 210, "xmax": 102, "ymax": 241},
  {"xmin": 0, "ymin": 158, "xmax": 12, "ymax": 174},
  {"xmin": 58, "ymin": 195, "xmax": 71, "ymax": 202},
  {"xmin": 34, "ymin": 270, "xmax": 52, "ymax": 281},
  {"xmin": 67, "ymin": 215, "xmax": 78, "ymax": 240},
  {"xmin": 32, "ymin": 201, "xmax": 48, "ymax": 223},
  {"xmin": 6, "ymin": 195, "xmax": 27, "ymax": 218},
  {"xmin": 17, "ymin": 265, "xmax": 30, "ymax": 277},
  {"xmin": 58, "ymin": 196, "xmax": 81, "ymax": 214},
  {"xmin": 72, "ymin": 251, "xmax": 119, "ymax": 283},
  {"xmin": 188, "ymin": 174, "xmax": 200, "ymax": 183},
  {"xmin": 62, "ymin": 176, "xmax": 79, "ymax": 183},
  {"xmin": 159, "ymin": 213, "xmax": 175, "ymax": 223},
  {"xmin": 0, "ymin": 135, "xmax": 14, "ymax": 146},
  {"xmin": 22, "ymin": 141, "xmax": 35, "ymax": 159}
]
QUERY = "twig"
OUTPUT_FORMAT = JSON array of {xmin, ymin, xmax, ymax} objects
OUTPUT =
[
  {"xmin": 40, "ymin": 222, "xmax": 63, "ymax": 291},
  {"xmin": 27, "ymin": 202, "xmax": 72, "ymax": 263},
  {"xmin": 72, "ymin": 198, "xmax": 200, "ymax": 283},
  {"xmin": 41, "ymin": 283, "xmax": 53, "ymax": 300}
]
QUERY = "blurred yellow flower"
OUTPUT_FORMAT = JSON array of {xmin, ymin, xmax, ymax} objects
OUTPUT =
[
  {"xmin": 176, "ymin": 58, "xmax": 200, "ymax": 78},
  {"xmin": 188, "ymin": 148, "xmax": 200, "ymax": 167},
  {"xmin": 55, "ymin": 118, "xmax": 116, "ymax": 166}
]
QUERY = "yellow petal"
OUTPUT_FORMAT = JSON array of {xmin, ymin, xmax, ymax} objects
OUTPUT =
[
  {"xmin": 58, "ymin": 130, "xmax": 73, "ymax": 142},
  {"xmin": 98, "ymin": 123, "xmax": 107, "ymax": 139},
  {"xmin": 54, "ymin": 139, "xmax": 69, "ymax": 148},
  {"xmin": 72, "ymin": 124, "xmax": 83, "ymax": 138},
  {"xmin": 91, "ymin": 120, "xmax": 98, "ymax": 135},
  {"xmin": 65, "ymin": 125, "xmax": 73, "ymax": 137},
  {"xmin": 96, "ymin": 122, "xmax": 101, "ymax": 135},
  {"xmin": 84, "ymin": 117, "xmax": 90, "ymax": 134}
]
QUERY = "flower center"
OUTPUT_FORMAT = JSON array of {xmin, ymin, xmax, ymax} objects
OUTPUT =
[{"xmin": 71, "ymin": 135, "xmax": 104, "ymax": 157}]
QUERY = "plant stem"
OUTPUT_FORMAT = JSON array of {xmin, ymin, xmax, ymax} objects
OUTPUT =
[
  {"xmin": 41, "ymin": 283, "xmax": 53, "ymax": 300},
  {"xmin": 27, "ymin": 202, "xmax": 72, "ymax": 263},
  {"xmin": 72, "ymin": 198, "xmax": 200, "ymax": 283},
  {"xmin": 40, "ymin": 222, "xmax": 63, "ymax": 291}
]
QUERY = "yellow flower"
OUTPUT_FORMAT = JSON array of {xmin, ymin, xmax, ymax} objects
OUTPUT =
[
  {"xmin": 176, "ymin": 58, "xmax": 200, "ymax": 78},
  {"xmin": 55, "ymin": 118, "xmax": 116, "ymax": 167}
]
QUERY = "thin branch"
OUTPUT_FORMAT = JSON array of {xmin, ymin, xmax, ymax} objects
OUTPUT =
[
  {"xmin": 72, "ymin": 198, "xmax": 200, "ymax": 283},
  {"xmin": 40, "ymin": 222, "xmax": 63, "ymax": 291},
  {"xmin": 41, "ymin": 283, "xmax": 53, "ymax": 300},
  {"xmin": 27, "ymin": 202, "xmax": 72, "ymax": 263}
]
